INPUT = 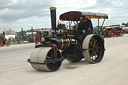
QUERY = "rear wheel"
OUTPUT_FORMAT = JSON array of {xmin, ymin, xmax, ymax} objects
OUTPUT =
[
  {"xmin": 116, "ymin": 32, "xmax": 120, "ymax": 37},
  {"xmin": 0, "ymin": 40, "xmax": 2, "ymax": 47},
  {"xmin": 108, "ymin": 30, "xmax": 115, "ymax": 37},
  {"xmin": 6, "ymin": 41, "xmax": 10, "ymax": 47},
  {"xmin": 82, "ymin": 34, "xmax": 104, "ymax": 63},
  {"xmin": 120, "ymin": 33, "xmax": 123, "ymax": 37}
]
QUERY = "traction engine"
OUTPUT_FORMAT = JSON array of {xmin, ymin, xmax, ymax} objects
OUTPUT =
[{"xmin": 28, "ymin": 7, "xmax": 107, "ymax": 71}]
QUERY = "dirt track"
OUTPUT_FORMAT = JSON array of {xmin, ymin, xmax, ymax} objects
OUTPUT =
[{"xmin": 0, "ymin": 34, "xmax": 128, "ymax": 85}]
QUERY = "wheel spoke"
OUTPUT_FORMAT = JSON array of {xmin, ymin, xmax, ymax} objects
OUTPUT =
[
  {"xmin": 91, "ymin": 52, "xmax": 94, "ymax": 57},
  {"xmin": 89, "ymin": 48, "xmax": 93, "ymax": 50},
  {"xmin": 95, "ymin": 43, "xmax": 99, "ymax": 47},
  {"xmin": 96, "ymin": 49, "xmax": 99, "ymax": 53},
  {"xmin": 96, "ymin": 47, "xmax": 100, "ymax": 49},
  {"xmin": 95, "ymin": 40, "xmax": 97, "ymax": 46},
  {"xmin": 93, "ymin": 38, "xmax": 97, "ymax": 46},
  {"xmin": 90, "ymin": 41, "xmax": 94, "ymax": 47},
  {"xmin": 94, "ymin": 52, "xmax": 97, "ymax": 56}
]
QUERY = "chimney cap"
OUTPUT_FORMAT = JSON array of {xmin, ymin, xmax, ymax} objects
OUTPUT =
[{"xmin": 49, "ymin": 7, "xmax": 56, "ymax": 10}]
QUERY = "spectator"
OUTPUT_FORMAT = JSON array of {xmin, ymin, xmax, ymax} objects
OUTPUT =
[{"xmin": 17, "ymin": 37, "xmax": 20, "ymax": 44}]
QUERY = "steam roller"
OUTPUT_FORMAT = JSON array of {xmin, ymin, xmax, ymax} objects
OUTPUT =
[
  {"xmin": 0, "ymin": 31, "xmax": 10, "ymax": 47},
  {"xmin": 27, "ymin": 7, "xmax": 108, "ymax": 72}
]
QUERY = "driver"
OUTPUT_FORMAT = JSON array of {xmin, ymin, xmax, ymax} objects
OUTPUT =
[
  {"xmin": 85, "ymin": 18, "xmax": 93, "ymax": 34},
  {"xmin": 77, "ymin": 17, "xmax": 93, "ymax": 42}
]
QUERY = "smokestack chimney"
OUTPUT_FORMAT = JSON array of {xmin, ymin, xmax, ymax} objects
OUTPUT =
[{"xmin": 49, "ymin": 7, "xmax": 56, "ymax": 32}]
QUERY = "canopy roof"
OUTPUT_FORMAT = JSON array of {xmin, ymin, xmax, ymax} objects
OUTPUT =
[{"xmin": 59, "ymin": 11, "xmax": 108, "ymax": 21}]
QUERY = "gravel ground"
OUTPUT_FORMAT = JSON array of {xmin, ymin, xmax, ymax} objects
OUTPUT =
[{"xmin": 0, "ymin": 34, "xmax": 128, "ymax": 85}]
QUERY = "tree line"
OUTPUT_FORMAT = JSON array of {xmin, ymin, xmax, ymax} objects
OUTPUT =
[{"xmin": 122, "ymin": 22, "xmax": 128, "ymax": 26}]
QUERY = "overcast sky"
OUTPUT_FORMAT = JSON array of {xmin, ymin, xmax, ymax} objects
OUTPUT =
[{"xmin": 0, "ymin": 0, "xmax": 128, "ymax": 32}]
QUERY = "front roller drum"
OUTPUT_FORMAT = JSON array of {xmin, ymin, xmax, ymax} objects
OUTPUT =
[
  {"xmin": 29, "ymin": 47, "xmax": 62, "ymax": 71},
  {"xmin": 82, "ymin": 34, "xmax": 105, "ymax": 63}
]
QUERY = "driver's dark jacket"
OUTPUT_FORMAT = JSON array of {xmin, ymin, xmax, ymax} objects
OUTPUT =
[{"xmin": 76, "ymin": 22, "xmax": 89, "ymax": 41}]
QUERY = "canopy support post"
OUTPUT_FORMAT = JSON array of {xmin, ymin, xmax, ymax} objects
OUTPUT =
[
  {"xmin": 100, "ymin": 19, "xmax": 105, "ymax": 34},
  {"xmin": 98, "ymin": 18, "xmax": 99, "ymax": 34}
]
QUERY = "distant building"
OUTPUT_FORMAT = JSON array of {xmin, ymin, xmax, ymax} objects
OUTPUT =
[{"xmin": 5, "ymin": 29, "xmax": 17, "ymax": 40}]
